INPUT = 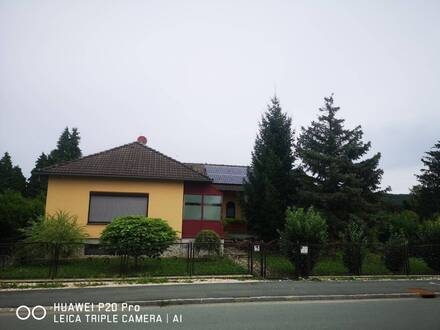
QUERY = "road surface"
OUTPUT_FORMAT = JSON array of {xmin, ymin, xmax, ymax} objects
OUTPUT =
[
  {"xmin": 1, "ymin": 279, "xmax": 439, "ymax": 308},
  {"xmin": 0, "ymin": 298, "xmax": 439, "ymax": 330}
]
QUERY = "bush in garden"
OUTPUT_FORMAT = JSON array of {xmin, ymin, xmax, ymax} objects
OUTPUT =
[
  {"xmin": 341, "ymin": 220, "xmax": 367, "ymax": 275},
  {"xmin": 100, "ymin": 216, "xmax": 177, "ymax": 269},
  {"xmin": 0, "ymin": 191, "xmax": 44, "ymax": 242},
  {"xmin": 384, "ymin": 231, "xmax": 408, "ymax": 273},
  {"xmin": 279, "ymin": 207, "xmax": 328, "ymax": 278},
  {"xmin": 418, "ymin": 218, "xmax": 440, "ymax": 271},
  {"xmin": 377, "ymin": 210, "xmax": 420, "ymax": 244},
  {"xmin": 23, "ymin": 211, "xmax": 88, "ymax": 277},
  {"xmin": 194, "ymin": 230, "xmax": 221, "ymax": 256}
]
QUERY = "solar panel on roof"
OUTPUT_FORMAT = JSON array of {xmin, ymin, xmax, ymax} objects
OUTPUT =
[{"xmin": 204, "ymin": 165, "xmax": 248, "ymax": 185}]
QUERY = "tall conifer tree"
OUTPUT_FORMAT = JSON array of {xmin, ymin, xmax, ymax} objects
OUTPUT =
[
  {"xmin": 0, "ymin": 152, "xmax": 27, "ymax": 194},
  {"xmin": 49, "ymin": 127, "xmax": 82, "ymax": 163},
  {"xmin": 28, "ymin": 127, "xmax": 82, "ymax": 197},
  {"xmin": 27, "ymin": 152, "xmax": 51, "ymax": 197},
  {"xmin": 297, "ymin": 95, "xmax": 384, "ymax": 237},
  {"xmin": 243, "ymin": 97, "xmax": 297, "ymax": 241},
  {"xmin": 410, "ymin": 140, "xmax": 440, "ymax": 219}
]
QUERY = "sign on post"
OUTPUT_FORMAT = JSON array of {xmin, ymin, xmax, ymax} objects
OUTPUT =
[
  {"xmin": 254, "ymin": 244, "xmax": 260, "ymax": 252},
  {"xmin": 300, "ymin": 246, "xmax": 308, "ymax": 255}
]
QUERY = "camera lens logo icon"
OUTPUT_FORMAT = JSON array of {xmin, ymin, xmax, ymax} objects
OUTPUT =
[{"xmin": 16, "ymin": 305, "xmax": 47, "ymax": 320}]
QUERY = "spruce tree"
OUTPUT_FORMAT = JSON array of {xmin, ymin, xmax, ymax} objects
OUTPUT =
[
  {"xmin": 410, "ymin": 140, "xmax": 440, "ymax": 219},
  {"xmin": 49, "ymin": 127, "xmax": 82, "ymax": 163},
  {"xmin": 243, "ymin": 96, "xmax": 297, "ymax": 241},
  {"xmin": 28, "ymin": 127, "xmax": 82, "ymax": 197},
  {"xmin": 297, "ymin": 95, "xmax": 384, "ymax": 238},
  {"xmin": 27, "ymin": 152, "xmax": 51, "ymax": 197},
  {"xmin": 0, "ymin": 152, "xmax": 27, "ymax": 194},
  {"xmin": 68, "ymin": 128, "xmax": 82, "ymax": 160}
]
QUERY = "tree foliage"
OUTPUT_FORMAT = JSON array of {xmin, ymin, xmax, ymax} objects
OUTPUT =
[
  {"xmin": 27, "ymin": 152, "xmax": 51, "ymax": 197},
  {"xmin": 243, "ymin": 96, "xmax": 298, "ymax": 240},
  {"xmin": 0, "ymin": 191, "xmax": 44, "ymax": 242},
  {"xmin": 49, "ymin": 127, "xmax": 82, "ymax": 163},
  {"xmin": 383, "ymin": 230, "xmax": 408, "ymax": 273},
  {"xmin": 297, "ymin": 95, "xmax": 385, "ymax": 238},
  {"xmin": 418, "ymin": 217, "xmax": 440, "ymax": 271},
  {"xmin": 377, "ymin": 210, "xmax": 420, "ymax": 244},
  {"xmin": 0, "ymin": 152, "xmax": 26, "ymax": 194},
  {"xmin": 28, "ymin": 127, "xmax": 82, "ymax": 197},
  {"xmin": 410, "ymin": 140, "xmax": 440, "ymax": 219}
]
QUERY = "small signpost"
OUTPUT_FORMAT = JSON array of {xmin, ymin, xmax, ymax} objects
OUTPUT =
[
  {"xmin": 300, "ymin": 245, "xmax": 308, "ymax": 255},
  {"xmin": 254, "ymin": 244, "xmax": 260, "ymax": 252}
]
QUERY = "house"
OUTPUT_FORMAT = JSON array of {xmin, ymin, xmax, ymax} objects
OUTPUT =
[{"xmin": 40, "ymin": 137, "xmax": 247, "ymax": 242}]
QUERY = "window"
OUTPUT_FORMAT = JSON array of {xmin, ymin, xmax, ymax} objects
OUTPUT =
[
  {"xmin": 226, "ymin": 201, "xmax": 236, "ymax": 218},
  {"xmin": 183, "ymin": 194, "xmax": 202, "ymax": 220},
  {"xmin": 203, "ymin": 195, "xmax": 222, "ymax": 221},
  {"xmin": 183, "ymin": 194, "xmax": 222, "ymax": 221},
  {"xmin": 88, "ymin": 192, "xmax": 148, "ymax": 224}
]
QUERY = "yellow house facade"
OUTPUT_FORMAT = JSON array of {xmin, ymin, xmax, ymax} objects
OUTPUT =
[{"xmin": 46, "ymin": 176, "xmax": 184, "ymax": 238}]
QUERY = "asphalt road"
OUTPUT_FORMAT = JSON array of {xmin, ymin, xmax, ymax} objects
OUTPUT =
[
  {"xmin": 0, "ymin": 279, "xmax": 439, "ymax": 308},
  {"xmin": 0, "ymin": 298, "xmax": 439, "ymax": 330}
]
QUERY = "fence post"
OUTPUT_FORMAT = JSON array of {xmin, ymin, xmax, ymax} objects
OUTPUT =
[
  {"xmin": 263, "ymin": 251, "xmax": 267, "ymax": 278},
  {"xmin": 305, "ymin": 243, "xmax": 310, "ymax": 279},
  {"xmin": 404, "ymin": 243, "xmax": 410, "ymax": 276},
  {"xmin": 186, "ymin": 243, "xmax": 190, "ymax": 276},
  {"xmin": 190, "ymin": 242, "xmax": 195, "ymax": 276},
  {"xmin": 260, "ymin": 242, "xmax": 264, "ymax": 278},
  {"xmin": 250, "ymin": 242, "xmax": 254, "ymax": 274}
]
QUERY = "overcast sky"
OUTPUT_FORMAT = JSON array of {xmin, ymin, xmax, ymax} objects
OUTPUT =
[{"xmin": 1, "ymin": 0, "xmax": 439, "ymax": 193}]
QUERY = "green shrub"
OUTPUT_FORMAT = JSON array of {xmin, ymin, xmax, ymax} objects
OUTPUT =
[
  {"xmin": 279, "ymin": 207, "xmax": 328, "ymax": 278},
  {"xmin": 418, "ymin": 218, "xmax": 440, "ymax": 271},
  {"xmin": 341, "ymin": 221, "xmax": 367, "ymax": 275},
  {"xmin": 378, "ymin": 210, "xmax": 420, "ymax": 244},
  {"xmin": 23, "ymin": 211, "xmax": 88, "ymax": 277},
  {"xmin": 100, "ymin": 216, "xmax": 177, "ymax": 264},
  {"xmin": 384, "ymin": 231, "xmax": 408, "ymax": 273},
  {"xmin": 194, "ymin": 230, "xmax": 221, "ymax": 256},
  {"xmin": 24, "ymin": 210, "xmax": 87, "ymax": 251}
]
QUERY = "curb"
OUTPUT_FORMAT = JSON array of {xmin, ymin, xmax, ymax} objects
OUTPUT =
[
  {"xmin": 126, "ymin": 292, "xmax": 439, "ymax": 306},
  {"xmin": 0, "ymin": 274, "xmax": 254, "ymax": 284}
]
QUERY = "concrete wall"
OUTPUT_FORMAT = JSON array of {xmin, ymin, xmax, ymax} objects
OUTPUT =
[{"xmin": 46, "ymin": 176, "xmax": 184, "ymax": 239}]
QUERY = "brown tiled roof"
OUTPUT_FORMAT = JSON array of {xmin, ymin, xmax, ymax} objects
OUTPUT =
[{"xmin": 39, "ymin": 142, "xmax": 211, "ymax": 182}]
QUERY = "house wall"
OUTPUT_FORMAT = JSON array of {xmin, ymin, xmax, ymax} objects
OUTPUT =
[{"xmin": 45, "ymin": 176, "xmax": 184, "ymax": 239}]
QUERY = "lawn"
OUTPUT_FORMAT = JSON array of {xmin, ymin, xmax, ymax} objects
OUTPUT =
[{"xmin": 0, "ymin": 256, "xmax": 247, "ymax": 279}]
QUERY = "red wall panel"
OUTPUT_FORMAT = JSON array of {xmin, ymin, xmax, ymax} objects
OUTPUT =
[{"xmin": 182, "ymin": 183, "xmax": 224, "ymax": 238}]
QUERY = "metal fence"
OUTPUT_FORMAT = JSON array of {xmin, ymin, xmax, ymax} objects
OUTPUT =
[
  {"xmin": 259, "ymin": 241, "xmax": 440, "ymax": 279},
  {"xmin": 0, "ymin": 241, "xmax": 439, "ymax": 280},
  {"xmin": 0, "ymin": 241, "xmax": 253, "ymax": 280}
]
